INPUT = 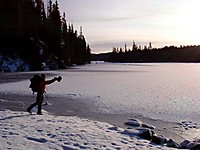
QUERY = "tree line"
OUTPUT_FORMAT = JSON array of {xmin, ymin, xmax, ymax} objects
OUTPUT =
[
  {"xmin": 106, "ymin": 41, "xmax": 200, "ymax": 62},
  {"xmin": 93, "ymin": 43, "xmax": 200, "ymax": 63},
  {"xmin": 0, "ymin": 0, "xmax": 91, "ymax": 70}
]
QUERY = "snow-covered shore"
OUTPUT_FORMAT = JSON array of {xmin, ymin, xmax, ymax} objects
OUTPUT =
[{"xmin": 1, "ymin": 109, "xmax": 177, "ymax": 150}]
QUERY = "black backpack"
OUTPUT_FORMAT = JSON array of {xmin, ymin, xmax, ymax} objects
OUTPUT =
[{"xmin": 29, "ymin": 75, "xmax": 42, "ymax": 93}]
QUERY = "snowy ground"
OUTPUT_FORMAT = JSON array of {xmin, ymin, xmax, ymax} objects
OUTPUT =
[
  {"xmin": 1, "ymin": 109, "xmax": 175, "ymax": 150},
  {"xmin": 1, "ymin": 62, "xmax": 200, "ymax": 149}
]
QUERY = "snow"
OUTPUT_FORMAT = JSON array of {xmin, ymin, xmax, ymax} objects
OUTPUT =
[
  {"xmin": 1, "ymin": 62, "xmax": 200, "ymax": 149},
  {"xmin": 0, "ymin": 110, "xmax": 173, "ymax": 150}
]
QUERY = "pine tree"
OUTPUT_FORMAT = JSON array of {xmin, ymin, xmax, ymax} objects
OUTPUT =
[
  {"xmin": 61, "ymin": 12, "xmax": 71, "ymax": 65},
  {"xmin": 34, "ymin": 0, "xmax": 46, "ymax": 37},
  {"xmin": 0, "ymin": 0, "xmax": 19, "ymax": 50},
  {"xmin": 47, "ymin": 0, "xmax": 62, "ymax": 57}
]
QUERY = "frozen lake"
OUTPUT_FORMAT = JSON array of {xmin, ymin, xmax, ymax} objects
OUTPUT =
[{"xmin": 1, "ymin": 62, "xmax": 200, "ymax": 124}]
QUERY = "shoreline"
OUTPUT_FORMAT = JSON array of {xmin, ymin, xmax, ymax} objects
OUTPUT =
[{"xmin": 0, "ymin": 92, "xmax": 186, "ymax": 143}]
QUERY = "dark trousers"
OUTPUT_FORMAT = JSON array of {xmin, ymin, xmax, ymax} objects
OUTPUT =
[{"xmin": 28, "ymin": 92, "xmax": 44, "ymax": 114}]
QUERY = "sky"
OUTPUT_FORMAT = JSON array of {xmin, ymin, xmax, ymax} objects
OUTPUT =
[{"xmin": 56, "ymin": 0, "xmax": 200, "ymax": 54}]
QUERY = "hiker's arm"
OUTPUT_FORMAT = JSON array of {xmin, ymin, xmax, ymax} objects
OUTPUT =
[{"xmin": 44, "ymin": 78, "xmax": 57, "ymax": 85}]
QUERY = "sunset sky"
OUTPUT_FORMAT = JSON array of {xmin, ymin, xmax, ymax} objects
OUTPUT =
[{"xmin": 57, "ymin": 0, "xmax": 200, "ymax": 53}]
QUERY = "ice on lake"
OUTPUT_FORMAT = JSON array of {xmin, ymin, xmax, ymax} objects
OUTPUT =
[{"xmin": 1, "ymin": 62, "xmax": 200, "ymax": 123}]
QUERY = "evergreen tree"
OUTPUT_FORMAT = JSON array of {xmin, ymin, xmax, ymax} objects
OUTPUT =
[
  {"xmin": 0, "ymin": 0, "xmax": 19, "ymax": 51},
  {"xmin": 34, "ymin": 0, "xmax": 46, "ymax": 38},
  {"xmin": 47, "ymin": 0, "xmax": 62, "ymax": 57},
  {"xmin": 61, "ymin": 12, "xmax": 71, "ymax": 65}
]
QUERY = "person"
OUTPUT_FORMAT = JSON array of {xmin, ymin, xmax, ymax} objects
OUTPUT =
[{"xmin": 27, "ymin": 74, "xmax": 61, "ymax": 115}]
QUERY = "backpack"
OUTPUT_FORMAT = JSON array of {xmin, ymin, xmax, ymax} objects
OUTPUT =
[{"xmin": 29, "ymin": 74, "xmax": 42, "ymax": 93}]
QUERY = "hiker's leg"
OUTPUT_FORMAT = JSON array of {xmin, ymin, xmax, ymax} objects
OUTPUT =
[
  {"xmin": 27, "ymin": 102, "xmax": 37, "ymax": 110},
  {"xmin": 37, "ymin": 92, "xmax": 43, "ymax": 114},
  {"xmin": 27, "ymin": 97, "xmax": 39, "ymax": 112}
]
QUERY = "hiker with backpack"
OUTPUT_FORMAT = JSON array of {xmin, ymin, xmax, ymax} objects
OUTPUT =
[{"xmin": 27, "ymin": 74, "xmax": 62, "ymax": 115}]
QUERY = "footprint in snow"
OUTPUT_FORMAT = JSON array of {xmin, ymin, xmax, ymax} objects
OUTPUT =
[
  {"xmin": 25, "ymin": 137, "xmax": 48, "ymax": 143},
  {"xmin": 179, "ymin": 121, "xmax": 199, "ymax": 130}
]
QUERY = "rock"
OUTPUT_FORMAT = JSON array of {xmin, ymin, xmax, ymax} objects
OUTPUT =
[
  {"xmin": 151, "ymin": 135, "xmax": 168, "ymax": 145},
  {"xmin": 193, "ymin": 143, "xmax": 200, "ymax": 150},
  {"xmin": 180, "ymin": 139, "xmax": 191, "ymax": 148},
  {"xmin": 186, "ymin": 142, "xmax": 195, "ymax": 149},
  {"xmin": 141, "ymin": 123, "xmax": 155, "ymax": 129},
  {"xmin": 166, "ymin": 139, "xmax": 181, "ymax": 149},
  {"xmin": 138, "ymin": 129, "xmax": 155, "ymax": 141},
  {"xmin": 184, "ymin": 141, "xmax": 200, "ymax": 150},
  {"xmin": 125, "ymin": 119, "xmax": 141, "ymax": 127}
]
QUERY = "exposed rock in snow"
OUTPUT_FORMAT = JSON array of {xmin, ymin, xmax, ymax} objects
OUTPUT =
[
  {"xmin": 0, "ymin": 55, "xmax": 29, "ymax": 72},
  {"xmin": 125, "ymin": 118, "xmax": 155, "ymax": 129}
]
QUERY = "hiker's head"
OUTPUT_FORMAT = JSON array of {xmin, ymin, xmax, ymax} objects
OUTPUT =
[{"xmin": 41, "ymin": 74, "xmax": 46, "ymax": 80}]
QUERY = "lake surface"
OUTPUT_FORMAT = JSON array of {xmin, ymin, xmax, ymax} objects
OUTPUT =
[
  {"xmin": 65, "ymin": 62, "xmax": 200, "ymax": 124},
  {"xmin": 1, "ymin": 62, "xmax": 200, "ymax": 124}
]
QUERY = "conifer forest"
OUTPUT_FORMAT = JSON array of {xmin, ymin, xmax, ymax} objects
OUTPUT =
[{"xmin": 0, "ymin": 0, "xmax": 91, "ymax": 70}]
